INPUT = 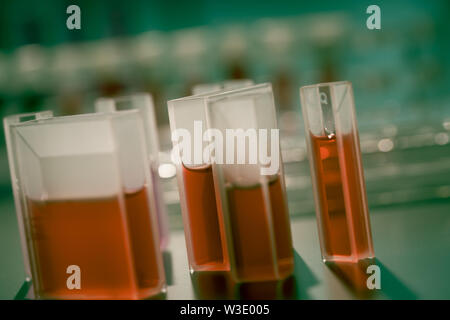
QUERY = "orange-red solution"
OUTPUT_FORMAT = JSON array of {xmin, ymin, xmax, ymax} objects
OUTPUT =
[
  {"xmin": 28, "ymin": 187, "xmax": 163, "ymax": 300},
  {"xmin": 181, "ymin": 164, "xmax": 229, "ymax": 271},
  {"xmin": 124, "ymin": 187, "xmax": 164, "ymax": 298},
  {"xmin": 226, "ymin": 177, "xmax": 294, "ymax": 282},
  {"xmin": 310, "ymin": 133, "xmax": 373, "ymax": 261}
]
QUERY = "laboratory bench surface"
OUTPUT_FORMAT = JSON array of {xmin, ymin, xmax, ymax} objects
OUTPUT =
[{"xmin": 1, "ymin": 197, "xmax": 449, "ymax": 300}]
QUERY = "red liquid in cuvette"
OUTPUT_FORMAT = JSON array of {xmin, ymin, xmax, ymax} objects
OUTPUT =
[
  {"xmin": 181, "ymin": 164, "xmax": 228, "ymax": 271},
  {"xmin": 124, "ymin": 187, "xmax": 164, "ymax": 298},
  {"xmin": 28, "ymin": 187, "xmax": 163, "ymax": 299},
  {"xmin": 310, "ymin": 133, "xmax": 373, "ymax": 261},
  {"xmin": 226, "ymin": 177, "xmax": 294, "ymax": 282}
]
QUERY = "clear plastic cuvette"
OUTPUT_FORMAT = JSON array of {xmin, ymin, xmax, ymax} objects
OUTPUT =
[
  {"xmin": 205, "ymin": 83, "xmax": 294, "ymax": 282},
  {"xmin": 168, "ymin": 92, "xmax": 230, "ymax": 273},
  {"xmin": 5, "ymin": 111, "xmax": 165, "ymax": 299},
  {"xmin": 300, "ymin": 81, "xmax": 375, "ymax": 263}
]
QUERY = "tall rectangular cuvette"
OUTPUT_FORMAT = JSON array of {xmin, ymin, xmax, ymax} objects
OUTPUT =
[
  {"xmin": 300, "ymin": 81, "xmax": 375, "ymax": 263},
  {"xmin": 205, "ymin": 83, "xmax": 294, "ymax": 282},
  {"xmin": 168, "ymin": 92, "xmax": 230, "ymax": 272}
]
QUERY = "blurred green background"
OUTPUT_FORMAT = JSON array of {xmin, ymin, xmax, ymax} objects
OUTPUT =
[{"xmin": 0, "ymin": 0, "xmax": 449, "ymax": 299}]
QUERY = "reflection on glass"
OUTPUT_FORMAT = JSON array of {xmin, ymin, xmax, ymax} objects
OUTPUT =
[
  {"xmin": 191, "ymin": 271, "xmax": 296, "ymax": 299},
  {"xmin": 326, "ymin": 258, "xmax": 378, "ymax": 298}
]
